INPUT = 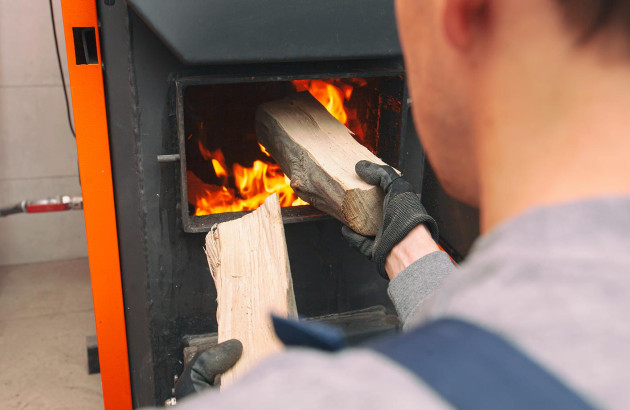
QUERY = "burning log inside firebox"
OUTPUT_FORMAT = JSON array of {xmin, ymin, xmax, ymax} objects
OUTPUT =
[
  {"xmin": 256, "ymin": 93, "xmax": 399, "ymax": 236},
  {"xmin": 184, "ymin": 77, "xmax": 386, "ymax": 220}
]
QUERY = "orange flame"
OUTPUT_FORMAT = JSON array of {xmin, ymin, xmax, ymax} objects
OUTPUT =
[
  {"xmin": 190, "ymin": 146, "xmax": 307, "ymax": 215},
  {"xmin": 292, "ymin": 79, "xmax": 349, "ymax": 125},
  {"xmin": 292, "ymin": 79, "xmax": 369, "ymax": 145},
  {"xmin": 258, "ymin": 143, "xmax": 272, "ymax": 157}
]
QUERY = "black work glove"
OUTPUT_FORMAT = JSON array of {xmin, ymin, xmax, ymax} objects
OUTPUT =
[
  {"xmin": 342, "ymin": 160, "xmax": 439, "ymax": 280},
  {"xmin": 174, "ymin": 339, "xmax": 243, "ymax": 399}
]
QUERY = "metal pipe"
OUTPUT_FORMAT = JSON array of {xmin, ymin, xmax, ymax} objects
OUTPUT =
[
  {"xmin": 0, "ymin": 195, "xmax": 83, "ymax": 217},
  {"xmin": 0, "ymin": 202, "xmax": 26, "ymax": 217},
  {"xmin": 157, "ymin": 154, "xmax": 181, "ymax": 163}
]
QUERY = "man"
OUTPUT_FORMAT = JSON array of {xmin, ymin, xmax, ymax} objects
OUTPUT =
[{"xmin": 173, "ymin": 0, "xmax": 630, "ymax": 408}]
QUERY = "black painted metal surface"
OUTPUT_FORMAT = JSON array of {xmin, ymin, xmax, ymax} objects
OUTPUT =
[
  {"xmin": 86, "ymin": 335, "xmax": 100, "ymax": 375},
  {"xmin": 97, "ymin": 1, "xmax": 156, "ymax": 406},
  {"xmin": 126, "ymin": 0, "xmax": 401, "ymax": 65}
]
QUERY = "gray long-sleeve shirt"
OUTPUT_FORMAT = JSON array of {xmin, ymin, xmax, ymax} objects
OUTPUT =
[{"xmin": 175, "ymin": 197, "xmax": 630, "ymax": 409}]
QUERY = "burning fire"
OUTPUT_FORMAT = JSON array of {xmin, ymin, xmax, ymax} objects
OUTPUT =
[
  {"xmin": 292, "ymin": 79, "xmax": 352, "ymax": 125},
  {"xmin": 190, "ymin": 140, "xmax": 307, "ymax": 216},
  {"xmin": 190, "ymin": 78, "xmax": 366, "ymax": 216},
  {"xmin": 293, "ymin": 78, "xmax": 368, "ymax": 143}
]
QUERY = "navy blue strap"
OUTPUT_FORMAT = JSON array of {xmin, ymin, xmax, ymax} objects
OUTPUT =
[
  {"xmin": 272, "ymin": 315, "xmax": 347, "ymax": 352},
  {"xmin": 370, "ymin": 318, "xmax": 595, "ymax": 410}
]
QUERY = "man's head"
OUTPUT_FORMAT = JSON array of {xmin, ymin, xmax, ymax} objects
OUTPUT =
[{"xmin": 396, "ymin": 0, "xmax": 630, "ymax": 208}]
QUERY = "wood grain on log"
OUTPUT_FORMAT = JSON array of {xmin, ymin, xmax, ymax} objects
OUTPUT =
[
  {"xmin": 205, "ymin": 194, "xmax": 297, "ymax": 389},
  {"xmin": 256, "ymin": 93, "xmax": 397, "ymax": 236}
]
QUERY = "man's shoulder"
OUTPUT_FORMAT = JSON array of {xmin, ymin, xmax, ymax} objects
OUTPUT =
[
  {"xmin": 427, "ymin": 196, "xmax": 630, "ymax": 332},
  {"xmin": 416, "ymin": 213, "xmax": 630, "ymax": 409}
]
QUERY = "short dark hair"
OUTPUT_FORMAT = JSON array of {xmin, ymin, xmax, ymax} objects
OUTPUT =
[{"xmin": 556, "ymin": 0, "xmax": 630, "ymax": 42}]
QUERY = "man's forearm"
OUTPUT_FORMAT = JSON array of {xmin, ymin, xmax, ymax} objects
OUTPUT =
[
  {"xmin": 385, "ymin": 224, "xmax": 456, "ymax": 327},
  {"xmin": 384, "ymin": 224, "xmax": 441, "ymax": 280}
]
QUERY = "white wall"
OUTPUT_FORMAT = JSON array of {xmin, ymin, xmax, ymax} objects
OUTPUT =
[{"xmin": 0, "ymin": 0, "xmax": 88, "ymax": 265}]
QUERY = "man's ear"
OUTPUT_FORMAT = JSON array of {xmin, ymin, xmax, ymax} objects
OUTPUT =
[{"xmin": 443, "ymin": 0, "xmax": 490, "ymax": 50}]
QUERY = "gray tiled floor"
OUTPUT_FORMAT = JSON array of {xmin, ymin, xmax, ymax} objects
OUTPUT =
[{"xmin": 0, "ymin": 258, "xmax": 104, "ymax": 409}]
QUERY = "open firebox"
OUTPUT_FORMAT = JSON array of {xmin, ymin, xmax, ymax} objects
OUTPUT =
[
  {"xmin": 178, "ymin": 75, "xmax": 405, "ymax": 231},
  {"xmin": 65, "ymin": 0, "xmax": 479, "ymax": 407}
]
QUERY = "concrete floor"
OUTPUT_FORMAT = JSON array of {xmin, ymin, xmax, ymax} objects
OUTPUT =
[{"xmin": 0, "ymin": 258, "xmax": 104, "ymax": 409}]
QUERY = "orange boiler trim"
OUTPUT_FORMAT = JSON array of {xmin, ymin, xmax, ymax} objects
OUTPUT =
[
  {"xmin": 59, "ymin": 1, "xmax": 132, "ymax": 409},
  {"xmin": 437, "ymin": 243, "xmax": 458, "ymax": 266}
]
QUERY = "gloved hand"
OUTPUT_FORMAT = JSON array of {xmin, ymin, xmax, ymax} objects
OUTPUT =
[
  {"xmin": 342, "ymin": 160, "xmax": 439, "ymax": 279},
  {"xmin": 174, "ymin": 339, "xmax": 242, "ymax": 399}
]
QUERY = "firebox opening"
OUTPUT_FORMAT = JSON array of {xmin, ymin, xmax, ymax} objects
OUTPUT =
[{"xmin": 181, "ymin": 75, "xmax": 404, "ymax": 226}]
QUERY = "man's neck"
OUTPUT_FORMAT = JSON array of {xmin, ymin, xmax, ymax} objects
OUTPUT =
[{"xmin": 477, "ymin": 59, "xmax": 630, "ymax": 233}]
